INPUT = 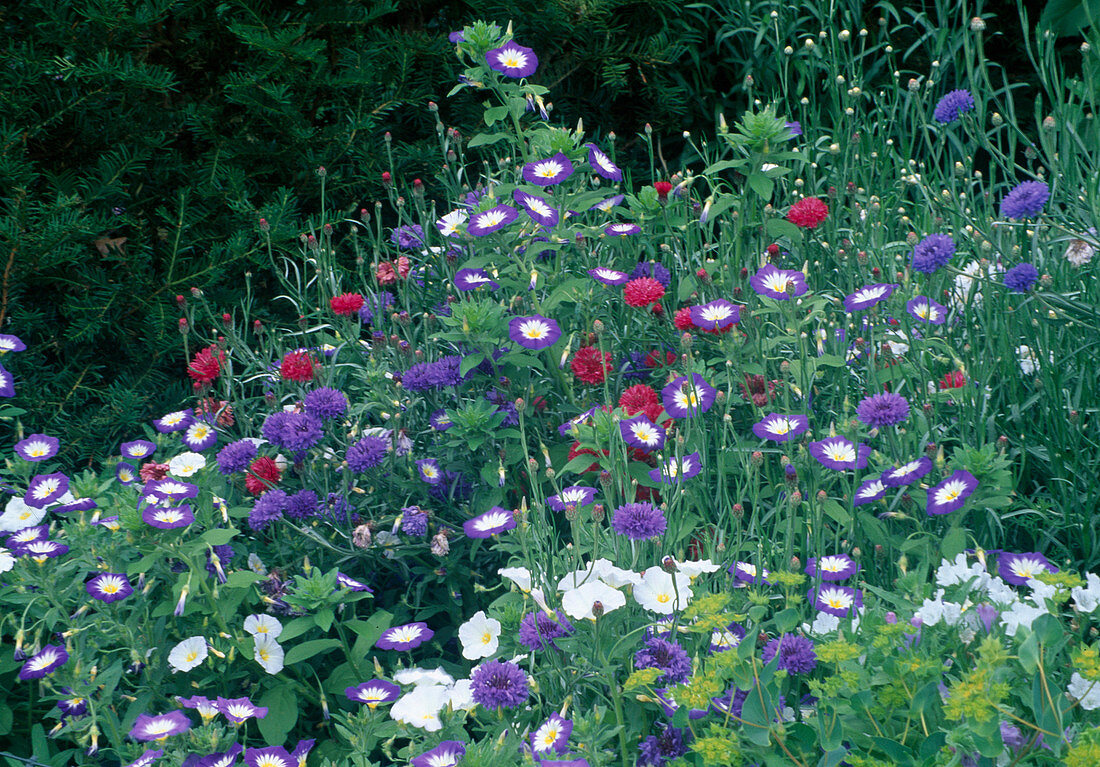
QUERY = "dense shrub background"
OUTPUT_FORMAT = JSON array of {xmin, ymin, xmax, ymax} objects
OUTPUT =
[{"xmin": 0, "ymin": 0, "xmax": 1085, "ymax": 468}]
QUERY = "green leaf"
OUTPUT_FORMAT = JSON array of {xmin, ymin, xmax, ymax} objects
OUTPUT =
[
  {"xmin": 1039, "ymin": 0, "xmax": 1100, "ymax": 35},
  {"xmin": 201, "ymin": 528, "xmax": 239, "ymax": 546},
  {"xmin": 765, "ymin": 218, "xmax": 803, "ymax": 242},
  {"xmin": 314, "ymin": 607, "xmax": 334, "ymax": 632},
  {"xmin": 483, "ymin": 106, "xmax": 509, "ymax": 125},
  {"xmin": 773, "ymin": 608, "xmax": 800, "ymax": 633},
  {"xmin": 870, "ymin": 738, "xmax": 914, "ymax": 766},
  {"xmin": 225, "ymin": 571, "xmax": 264, "ymax": 588},
  {"xmin": 747, "ymin": 173, "xmax": 774, "ymax": 200},
  {"xmin": 817, "ymin": 748, "xmax": 849, "ymax": 767},
  {"xmin": 278, "ymin": 616, "xmax": 315, "ymax": 643},
  {"xmin": 257, "ymin": 685, "xmax": 298, "ymax": 744},
  {"xmin": 0, "ymin": 703, "xmax": 11, "ymax": 736},
  {"xmin": 460, "ymin": 353, "xmax": 486, "ymax": 377},
  {"xmin": 467, "ymin": 132, "xmax": 509, "ymax": 149},
  {"xmin": 1018, "ymin": 628, "xmax": 1040, "ymax": 673},
  {"xmin": 703, "ymin": 159, "xmax": 748, "ymax": 174},
  {"xmin": 941, "ymin": 525, "xmax": 966, "ymax": 560},
  {"xmin": 283, "ymin": 638, "xmax": 342, "ymax": 665}
]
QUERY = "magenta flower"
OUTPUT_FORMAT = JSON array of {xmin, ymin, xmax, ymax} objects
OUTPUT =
[
  {"xmin": 14, "ymin": 434, "xmax": 59, "ymax": 462},
  {"xmin": 508, "ymin": 315, "xmax": 561, "ymax": 350},
  {"xmin": 620, "ymin": 416, "xmax": 665, "ymax": 452},
  {"xmin": 18, "ymin": 645, "xmax": 69, "ymax": 680},
  {"xmin": 751, "ymin": 414, "xmax": 808, "ymax": 442},
  {"xmin": 661, "ymin": 374, "xmax": 716, "ymax": 418},
  {"xmin": 463, "ymin": 507, "xmax": 516, "ymax": 538},
  {"xmin": 586, "ymin": 143, "xmax": 622, "ymax": 180},
  {"xmin": 513, "ymin": 189, "xmax": 559, "ymax": 227},
  {"xmin": 926, "ymin": 470, "xmax": 978, "ymax": 515},
  {"xmin": 486, "ymin": 41, "xmax": 538, "ymax": 78},
  {"xmin": 808, "ymin": 437, "xmax": 870, "ymax": 470},
  {"xmin": 649, "ymin": 451, "xmax": 703, "ymax": 484},
  {"xmin": 843, "ymin": 283, "xmax": 898, "ymax": 312},
  {"xmin": 749, "ymin": 264, "xmax": 808, "ymax": 300},
  {"xmin": 690, "ymin": 299, "xmax": 739, "ymax": 331},
  {"xmin": 129, "ymin": 710, "xmax": 192, "ymax": 741},
  {"xmin": 376, "ymin": 622, "xmax": 434, "ymax": 651},
  {"xmin": 86, "ymin": 572, "xmax": 133, "ymax": 603},
  {"xmin": 881, "ymin": 457, "xmax": 933, "ymax": 487},
  {"xmin": 345, "ymin": 679, "xmax": 400, "ymax": 707},
  {"xmin": 906, "ymin": 296, "xmax": 947, "ymax": 325},
  {"xmin": 522, "ymin": 153, "xmax": 574, "ymax": 186},
  {"xmin": 454, "ymin": 268, "xmax": 499, "ymax": 291}
]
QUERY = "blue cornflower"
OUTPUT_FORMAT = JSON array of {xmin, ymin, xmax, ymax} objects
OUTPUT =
[
  {"xmin": 634, "ymin": 636, "xmax": 691, "ymax": 685},
  {"xmin": 910, "ymin": 233, "xmax": 956, "ymax": 274},
  {"xmin": 933, "ymin": 89, "xmax": 975, "ymax": 124},
  {"xmin": 346, "ymin": 436, "xmax": 388, "ymax": 472},
  {"xmin": 1001, "ymin": 180, "xmax": 1050, "ymax": 220},
  {"xmin": 286, "ymin": 489, "xmax": 319, "ymax": 519},
  {"xmin": 249, "ymin": 490, "xmax": 287, "ymax": 531},
  {"xmin": 303, "ymin": 387, "xmax": 348, "ymax": 421},
  {"xmin": 631, "ymin": 261, "xmax": 671, "ymax": 287},
  {"xmin": 390, "ymin": 225, "xmax": 424, "ymax": 249},
  {"xmin": 216, "ymin": 440, "xmax": 257, "ymax": 475},
  {"xmin": 1004, "ymin": 262, "xmax": 1039, "ymax": 292}
]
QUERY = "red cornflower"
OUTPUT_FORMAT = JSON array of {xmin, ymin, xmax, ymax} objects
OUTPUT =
[
  {"xmin": 786, "ymin": 197, "xmax": 829, "ymax": 229},
  {"xmin": 571, "ymin": 346, "xmax": 613, "ymax": 385},
  {"xmin": 623, "ymin": 277, "xmax": 665, "ymax": 308},
  {"xmin": 330, "ymin": 292, "xmax": 365, "ymax": 316},
  {"xmin": 674, "ymin": 307, "xmax": 696, "ymax": 331},
  {"xmin": 375, "ymin": 262, "xmax": 397, "ymax": 285},
  {"xmin": 245, "ymin": 456, "xmax": 281, "ymax": 494},
  {"xmin": 645, "ymin": 350, "xmax": 677, "ymax": 369},
  {"xmin": 195, "ymin": 398, "xmax": 234, "ymax": 427},
  {"xmin": 280, "ymin": 350, "xmax": 318, "ymax": 383},
  {"xmin": 939, "ymin": 370, "xmax": 966, "ymax": 389},
  {"xmin": 187, "ymin": 344, "xmax": 225, "ymax": 385},
  {"xmin": 397, "ymin": 256, "xmax": 411, "ymax": 279},
  {"xmin": 139, "ymin": 462, "xmax": 169, "ymax": 482},
  {"xmin": 619, "ymin": 384, "xmax": 664, "ymax": 423},
  {"xmin": 654, "ymin": 181, "xmax": 673, "ymax": 201}
]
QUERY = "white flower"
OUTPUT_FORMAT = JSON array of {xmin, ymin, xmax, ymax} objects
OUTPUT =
[
  {"xmin": 247, "ymin": 553, "xmax": 268, "ymax": 575},
  {"xmin": 253, "ymin": 634, "xmax": 285, "ymax": 674},
  {"xmin": 0, "ymin": 497, "xmax": 47, "ymax": 532},
  {"xmin": 458, "ymin": 610, "xmax": 501, "ymax": 660},
  {"xmin": 1072, "ymin": 572, "xmax": 1100, "ymax": 613},
  {"xmin": 447, "ymin": 679, "xmax": 475, "ymax": 711},
  {"xmin": 167, "ymin": 636, "xmax": 208, "ymax": 673},
  {"xmin": 1064, "ymin": 237, "xmax": 1096, "ymax": 267},
  {"xmin": 0, "ymin": 548, "xmax": 14, "ymax": 574},
  {"xmin": 677, "ymin": 559, "xmax": 721, "ymax": 578},
  {"xmin": 498, "ymin": 566, "xmax": 533, "ymax": 592},
  {"xmin": 805, "ymin": 611, "xmax": 841, "ymax": 636},
  {"xmin": 982, "ymin": 575, "xmax": 1018, "ymax": 606},
  {"xmin": 1026, "ymin": 578, "xmax": 1058, "ymax": 608},
  {"xmin": 561, "ymin": 581, "xmax": 626, "ymax": 620},
  {"xmin": 884, "ymin": 330, "xmax": 908, "ymax": 355},
  {"xmin": 394, "ymin": 667, "xmax": 455, "ymax": 687},
  {"xmin": 390, "ymin": 684, "xmax": 449, "ymax": 731},
  {"xmin": 935, "ymin": 554, "xmax": 987, "ymax": 588},
  {"xmin": 557, "ymin": 559, "xmax": 639, "ymax": 591},
  {"xmin": 633, "ymin": 567, "xmax": 693, "ymax": 614},
  {"xmin": 951, "ymin": 260, "xmax": 1003, "ymax": 309},
  {"xmin": 915, "ymin": 591, "xmax": 963, "ymax": 626},
  {"xmin": 243, "ymin": 614, "xmax": 283, "ymax": 639},
  {"xmin": 168, "ymin": 452, "xmax": 206, "ymax": 478},
  {"xmin": 1015, "ymin": 345, "xmax": 1050, "ymax": 375},
  {"xmin": 999, "ymin": 601, "xmax": 1046, "ymax": 637},
  {"xmin": 1068, "ymin": 672, "xmax": 1100, "ymax": 710}
]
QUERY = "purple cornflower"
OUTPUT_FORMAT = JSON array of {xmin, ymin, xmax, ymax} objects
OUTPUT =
[
  {"xmin": 518, "ymin": 611, "xmax": 574, "ymax": 651},
  {"xmin": 881, "ymin": 457, "xmax": 933, "ymax": 487},
  {"xmin": 586, "ymin": 143, "xmax": 622, "ymax": 181},
  {"xmin": 14, "ymin": 434, "xmax": 59, "ymax": 462},
  {"xmin": 411, "ymin": 742, "xmax": 466, "ymax": 767},
  {"xmin": 808, "ymin": 437, "xmax": 871, "ymax": 470},
  {"xmin": 906, "ymin": 296, "xmax": 947, "ymax": 325},
  {"xmin": 762, "ymin": 635, "xmax": 818, "ymax": 674},
  {"xmin": 620, "ymin": 416, "xmax": 665, "ymax": 452},
  {"xmin": 346, "ymin": 436, "xmax": 388, "ymax": 472},
  {"xmin": 856, "ymin": 392, "xmax": 910, "ymax": 427},
  {"xmin": 18, "ymin": 645, "xmax": 69, "ymax": 680},
  {"xmin": 25, "ymin": 472, "xmax": 69, "ymax": 508},
  {"xmin": 248, "ymin": 491, "xmax": 286, "ymax": 531},
  {"xmin": 1000, "ymin": 180, "xmax": 1050, "ymax": 220},
  {"xmin": 261, "ymin": 411, "xmax": 323, "ymax": 453},
  {"xmin": 345, "ymin": 679, "xmax": 400, "ymax": 707},
  {"xmin": 853, "ymin": 476, "xmax": 885, "ymax": 504},
  {"xmin": 376, "ymin": 622, "xmax": 433, "ymax": 651},
  {"xmin": 638, "ymin": 724, "xmax": 689, "ymax": 767},
  {"xmin": 486, "ymin": 41, "xmax": 538, "ymax": 78},
  {"xmin": 509, "ymin": 315, "xmax": 561, "ymax": 350},
  {"xmin": 690, "ymin": 300, "xmax": 739, "ymax": 330},
  {"xmin": 402, "ymin": 506, "xmax": 428, "ymax": 536},
  {"xmin": 463, "ymin": 507, "xmax": 516, "ymax": 538},
  {"xmin": 546, "ymin": 486, "xmax": 597, "ymax": 512},
  {"xmin": 486, "ymin": 390, "xmax": 519, "ymax": 427},
  {"xmin": 358, "ymin": 292, "xmax": 394, "ymax": 324},
  {"xmin": 86, "ymin": 572, "xmax": 133, "ymax": 603},
  {"xmin": 285, "ymin": 489, "xmax": 319, "ymax": 519},
  {"xmin": 1004, "ymin": 263, "xmax": 1039, "ymax": 292},
  {"xmin": 804, "ymin": 555, "xmax": 859, "ymax": 581},
  {"xmin": 513, "ymin": 189, "xmax": 559, "ymax": 227},
  {"xmin": 751, "ymin": 413, "xmax": 809, "ymax": 442},
  {"xmin": 455, "ymin": 268, "xmax": 499, "ymax": 291},
  {"xmin": 785, "ymin": 121, "xmax": 802, "ymax": 137},
  {"xmin": 631, "ymin": 261, "xmax": 671, "ymax": 287},
  {"xmin": 401, "ymin": 355, "xmax": 463, "ymax": 391},
  {"xmin": 303, "ymin": 387, "xmax": 348, "ymax": 420},
  {"xmin": 634, "ymin": 635, "xmax": 691, "ymax": 685},
  {"xmin": 910, "ymin": 234, "xmax": 956, "ymax": 274},
  {"xmin": 428, "ymin": 470, "xmax": 473, "ymax": 503},
  {"xmin": 154, "ymin": 410, "xmax": 193, "ymax": 433},
  {"xmin": 390, "ymin": 224, "xmax": 423, "ymax": 249},
  {"xmin": 216, "ymin": 440, "xmax": 257, "ymax": 475},
  {"xmin": 926, "ymin": 469, "xmax": 979, "ymax": 515},
  {"xmin": 588, "ymin": 267, "xmax": 630, "ymax": 285},
  {"xmin": 467, "ymin": 204, "xmax": 519, "ymax": 236},
  {"xmin": 750, "ymin": 264, "xmax": 808, "ymax": 300},
  {"xmin": 469, "ymin": 659, "xmax": 529, "ymax": 710},
  {"xmin": 843, "ymin": 283, "xmax": 898, "ymax": 312},
  {"xmin": 997, "ymin": 552, "xmax": 1057, "ymax": 585},
  {"xmin": 933, "ymin": 89, "xmax": 975, "ymax": 124},
  {"xmin": 129, "ymin": 711, "xmax": 192, "ymax": 741},
  {"xmin": 611, "ymin": 502, "xmax": 667, "ymax": 540},
  {"xmin": 522, "ymin": 153, "xmax": 574, "ymax": 186}
]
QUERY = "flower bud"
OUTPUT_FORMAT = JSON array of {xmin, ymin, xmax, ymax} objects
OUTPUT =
[
  {"xmin": 662, "ymin": 556, "xmax": 678, "ymax": 573},
  {"xmin": 352, "ymin": 525, "xmax": 372, "ymax": 549},
  {"xmin": 750, "ymin": 451, "xmax": 763, "ymax": 467},
  {"xmin": 591, "ymin": 503, "xmax": 604, "ymax": 522},
  {"xmin": 732, "ymin": 503, "xmax": 744, "ymax": 519},
  {"xmin": 591, "ymin": 601, "xmax": 605, "ymax": 619}
]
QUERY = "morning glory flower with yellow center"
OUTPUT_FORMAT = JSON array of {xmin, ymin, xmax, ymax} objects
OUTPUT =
[
  {"xmin": 729, "ymin": 561, "xmax": 771, "ymax": 584},
  {"xmin": 620, "ymin": 415, "xmax": 665, "ymax": 452},
  {"xmin": 853, "ymin": 477, "xmax": 887, "ymax": 505},
  {"xmin": 129, "ymin": 711, "xmax": 191, "ymax": 741},
  {"xmin": 585, "ymin": 143, "xmax": 622, "ymax": 180},
  {"xmin": 215, "ymin": 697, "xmax": 268, "ymax": 724},
  {"xmin": 513, "ymin": 189, "xmax": 559, "ymax": 227},
  {"xmin": 168, "ymin": 452, "xmax": 206, "ymax": 478},
  {"xmin": 86, "ymin": 572, "xmax": 133, "ymax": 603},
  {"xmin": 881, "ymin": 457, "xmax": 933, "ymax": 487},
  {"xmin": 467, "ymin": 204, "xmax": 519, "ymax": 236},
  {"xmin": 588, "ymin": 267, "xmax": 629, "ymax": 285},
  {"xmin": 454, "ymin": 268, "xmax": 499, "ymax": 291},
  {"xmin": 508, "ymin": 315, "xmax": 561, "ymax": 350},
  {"xmin": 591, "ymin": 194, "xmax": 624, "ymax": 213},
  {"xmin": 0, "ymin": 334, "xmax": 25, "ymax": 353},
  {"xmin": 14, "ymin": 434, "xmax": 59, "ymax": 462},
  {"xmin": 997, "ymin": 552, "xmax": 1057, "ymax": 586},
  {"xmin": 751, "ymin": 413, "xmax": 809, "ymax": 442},
  {"xmin": 182, "ymin": 421, "xmax": 217, "ymax": 451},
  {"xmin": 749, "ymin": 264, "xmax": 808, "ymax": 300},
  {"xmin": 649, "ymin": 451, "xmax": 702, "ymax": 484},
  {"xmin": 377, "ymin": 622, "xmax": 434, "ymax": 651},
  {"xmin": 154, "ymin": 410, "xmax": 193, "ymax": 433},
  {"xmin": 843, "ymin": 283, "xmax": 899, "ymax": 312},
  {"xmin": 244, "ymin": 746, "xmax": 293, "ymax": 767},
  {"xmin": 906, "ymin": 296, "xmax": 947, "ymax": 325},
  {"xmin": 522, "ymin": 152, "xmax": 574, "ymax": 186},
  {"xmin": 0, "ymin": 497, "xmax": 47, "ymax": 532},
  {"xmin": 435, "ymin": 209, "xmax": 468, "ymax": 237},
  {"xmin": 561, "ymin": 580, "xmax": 627, "ymax": 620},
  {"xmin": 463, "ymin": 507, "xmax": 516, "ymax": 538},
  {"xmin": 661, "ymin": 374, "xmax": 716, "ymax": 418},
  {"xmin": 458, "ymin": 610, "xmax": 501, "ymax": 660},
  {"xmin": 18, "ymin": 645, "xmax": 68, "ymax": 680},
  {"xmin": 808, "ymin": 437, "xmax": 871, "ymax": 470},
  {"xmin": 634, "ymin": 566, "xmax": 693, "ymax": 614},
  {"xmin": 168, "ymin": 636, "xmax": 208, "ymax": 673},
  {"xmin": 411, "ymin": 740, "xmax": 466, "ymax": 767},
  {"xmin": 804, "ymin": 554, "xmax": 859, "ymax": 581},
  {"xmin": 531, "ymin": 713, "xmax": 573, "ymax": 754},
  {"xmin": 605, "ymin": 223, "xmax": 641, "ymax": 236},
  {"xmin": 486, "ymin": 41, "xmax": 538, "ymax": 78},
  {"xmin": 141, "ymin": 503, "xmax": 194, "ymax": 529},
  {"xmin": 0, "ymin": 363, "xmax": 15, "ymax": 397},
  {"xmin": 546, "ymin": 486, "xmax": 596, "ymax": 512},
  {"xmin": 925, "ymin": 469, "xmax": 978, "ymax": 515},
  {"xmin": 345, "ymin": 679, "xmax": 400, "ymax": 708},
  {"xmin": 690, "ymin": 299, "xmax": 739, "ymax": 330},
  {"xmin": 416, "ymin": 458, "xmax": 443, "ymax": 484},
  {"xmin": 243, "ymin": 614, "xmax": 283, "ymax": 639},
  {"xmin": 25, "ymin": 473, "xmax": 69, "ymax": 508},
  {"xmin": 810, "ymin": 584, "xmax": 863, "ymax": 617},
  {"xmin": 121, "ymin": 440, "xmax": 156, "ymax": 460},
  {"xmin": 253, "ymin": 634, "xmax": 284, "ymax": 674}
]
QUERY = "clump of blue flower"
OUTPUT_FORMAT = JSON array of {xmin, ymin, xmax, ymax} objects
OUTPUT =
[
  {"xmin": 1004, "ymin": 262, "xmax": 1039, "ymax": 292},
  {"xmin": 911, "ymin": 233, "xmax": 956, "ymax": 274},
  {"xmin": 1000, "ymin": 180, "xmax": 1050, "ymax": 220},
  {"xmin": 933, "ymin": 88, "xmax": 975, "ymax": 124}
]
